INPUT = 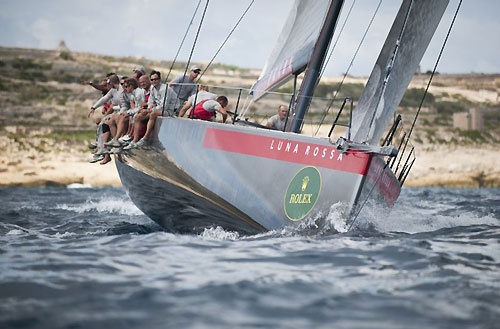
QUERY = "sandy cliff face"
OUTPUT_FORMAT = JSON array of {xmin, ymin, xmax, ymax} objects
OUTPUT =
[{"xmin": 0, "ymin": 47, "xmax": 499, "ymax": 187}]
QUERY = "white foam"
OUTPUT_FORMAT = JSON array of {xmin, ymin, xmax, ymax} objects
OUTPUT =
[
  {"xmin": 357, "ymin": 201, "xmax": 499, "ymax": 234},
  {"xmin": 54, "ymin": 231, "xmax": 77, "ymax": 238},
  {"xmin": 275, "ymin": 202, "xmax": 350, "ymax": 237},
  {"xmin": 56, "ymin": 197, "xmax": 143, "ymax": 216},
  {"xmin": 6, "ymin": 229, "xmax": 25, "ymax": 235},
  {"xmin": 200, "ymin": 226, "xmax": 240, "ymax": 240},
  {"xmin": 66, "ymin": 183, "xmax": 92, "ymax": 189}
]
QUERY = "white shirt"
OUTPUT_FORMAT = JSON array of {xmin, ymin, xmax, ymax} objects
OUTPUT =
[
  {"xmin": 188, "ymin": 90, "xmax": 217, "ymax": 105},
  {"xmin": 92, "ymin": 85, "xmax": 124, "ymax": 111},
  {"xmin": 149, "ymin": 83, "xmax": 178, "ymax": 114}
]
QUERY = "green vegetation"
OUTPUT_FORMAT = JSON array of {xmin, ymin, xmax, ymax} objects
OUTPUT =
[
  {"xmin": 276, "ymin": 82, "xmax": 365, "ymax": 101},
  {"xmin": 400, "ymin": 88, "xmax": 435, "ymax": 107},
  {"xmin": 433, "ymin": 100, "xmax": 465, "ymax": 114},
  {"xmin": 11, "ymin": 58, "xmax": 52, "ymax": 71},
  {"xmin": 212, "ymin": 63, "xmax": 248, "ymax": 73},
  {"xmin": 457, "ymin": 130, "xmax": 486, "ymax": 143},
  {"xmin": 18, "ymin": 84, "xmax": 52, "ymax": 104},
  {"xmin": 59, "ymin": 51, "xmax": 74, "ymax": 61}
]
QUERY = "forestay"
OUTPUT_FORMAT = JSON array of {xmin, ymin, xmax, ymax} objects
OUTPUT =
[
  {"xmin": 250, "ymin": 0, "xmax": 330, "ymax": 101},
  {"xmin": 350, "ymin": 0, "xmax": 449, "ymax": 145}
]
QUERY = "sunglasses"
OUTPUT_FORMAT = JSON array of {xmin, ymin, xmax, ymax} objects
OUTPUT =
[{"xmin": 151, "ymin": 78, "xmax": 160, "ymax": 81}]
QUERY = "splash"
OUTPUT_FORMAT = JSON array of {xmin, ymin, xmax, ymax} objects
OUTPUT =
[
  {"xmin": 200, "ymin": 226, "xmax": 240, "ymax": 240},
  {"xmin": 272, "ymin": 202, "xmax": 350, "ymax": 238},
  {"xmin": 354, "ymin": 197, "xmax": 500, "ymax": 234},
  {"xmin": 6, "ymin": 229, "xmax": 25, "ymax": 236},
  {"xmin": 66, "ymin": 183, "xmax": 92, "ymax": 189},
  {"xmin": 56, "ymin": 197, "xmax": 143, "ymax": 216},
  {"xmin": 53, "ymin": 231, "xmax": 77, "ymax": 238}
]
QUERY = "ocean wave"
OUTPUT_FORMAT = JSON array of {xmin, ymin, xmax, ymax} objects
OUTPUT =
[
  {"xmin": 53, "ymin": 231, "xmax": 77, "ymax": 238},
  {"xmin": 259, "ymin": 202, "xmax": 350, "ymax": 238},
  {"xmin": 200, "ymin": 226, "xmax": 240, "ymax": 240},
  {"xmin": 56, "ymin": 197, "xmax": 143, "ymax": 216},
  {"xmin": 6, "ymin": 229, "xmax": 26, "ymax": 236},
  {"xmin": 370, "ymin": 203, "xmax": 499, "ymax": 234}
]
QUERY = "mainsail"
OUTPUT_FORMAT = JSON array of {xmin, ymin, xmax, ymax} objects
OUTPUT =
[
  {"xmin": 350, "ymin": 0, "xmax": 449, "ymax": 145},
  {"xmin": 250, "ymin": 0, "xmax": 330, "ymax": 101}
]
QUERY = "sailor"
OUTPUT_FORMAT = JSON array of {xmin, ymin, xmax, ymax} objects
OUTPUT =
[
  {"xmin": 169, "ymin": 66, "xmax": 201, "ymax": 111},
  {"xmin": 132, "ymin": 65, "xmax": 145, "ymax": 81},
  {"xmin": 266, "ymin": 105, "xmax": 288, "ymax": 131},
  {"xmin": 81, "ymin": 72, "xmax": 115, "ymax": 96},
  {"xmin": 88, "ymin": 74, "xmax": 123, "ymax": 164},
  {"xmin": 126, "ymin": 70, "xmax": 178, "ymax": 148},
  {"xmin": 88, "ymin": 74, "xmax": 122, "ymax": 118},
  {"xmin": 177, "ymin": 85, "xmax": 217, "ymax": 118},
  {"xmin": 192, "ymin": 96, "xmax": 229, "ymax": 123},
  {"xmin": 120, "ymin": 75, "xmax": 152, "ymax": 140},
  {"xmin": 105, "ymin": 78, "xmax": 139, "ymax": 148}
]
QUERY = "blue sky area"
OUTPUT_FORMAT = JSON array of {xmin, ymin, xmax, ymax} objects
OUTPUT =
[{"xmin": 0, "ymin": 0, "xmax": 498, "ymax": 76}]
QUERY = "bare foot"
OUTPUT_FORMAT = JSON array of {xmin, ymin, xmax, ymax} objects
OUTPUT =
[{"xmin": 100, "ymin": 155, "xmax": 111, "ymax": 165}]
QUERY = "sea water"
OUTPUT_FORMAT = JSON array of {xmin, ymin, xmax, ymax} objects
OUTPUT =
[{"xmin": 0, "ymin": 186, "xmax": 499, "ymax": 329}]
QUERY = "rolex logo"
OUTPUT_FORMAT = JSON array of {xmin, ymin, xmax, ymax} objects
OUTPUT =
[
  {"xmin": 301, "ymin": 176, "xmax": 309, "ymax": 191},
  {"xmin": 284, "ymin": 167, "xmax": 321, "ymax": 222}
]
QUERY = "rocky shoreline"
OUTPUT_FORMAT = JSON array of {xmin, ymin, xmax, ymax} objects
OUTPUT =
[{"xmin": 1, "ymin": 141, "xmax": 498, "ymax": 188}]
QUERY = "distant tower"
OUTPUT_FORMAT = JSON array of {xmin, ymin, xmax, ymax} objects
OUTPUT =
[{"xmin": 57, "ymin": 40, "xmax": 70, "ymax": 53}]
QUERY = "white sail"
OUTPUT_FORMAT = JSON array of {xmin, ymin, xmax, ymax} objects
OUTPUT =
[
  {"xmin": 250, "ymin": 0, "xmax": 330, "ymax": 101},
  {"xmin": 350, "ymin": 0, "xmax": 449, "ymax": 145}
]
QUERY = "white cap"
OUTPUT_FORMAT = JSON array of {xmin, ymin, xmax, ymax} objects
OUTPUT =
[
  {"xmin": 190, "ymin": 65, "xmax": 201, "ymax": 72},
  {"xmin": 133, "ymin": 65, "xmax": 145, "ymax": 74}
]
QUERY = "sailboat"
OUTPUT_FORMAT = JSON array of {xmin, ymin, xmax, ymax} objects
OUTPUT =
[{"xmin": 115, "ymin": 0, "xmax": 450, "ymax": 234}]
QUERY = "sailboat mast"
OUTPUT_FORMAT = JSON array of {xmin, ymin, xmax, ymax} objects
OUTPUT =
[{"xmin": 290, "ymin": 0, "xmax": 344, "ymax": 133}]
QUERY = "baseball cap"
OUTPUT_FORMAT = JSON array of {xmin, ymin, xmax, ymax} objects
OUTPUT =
[
  {"xmin": 133, "ymin": 65, "xmax": 145, "ymax": 74},
  {"xmin": 190, "ymin": 65, "xmax": 201, "ymax": 73}
]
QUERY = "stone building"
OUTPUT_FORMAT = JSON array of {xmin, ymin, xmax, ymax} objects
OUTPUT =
[{"xmin": 453, "ymin": 108, "xmax": 484, "ymax": 131}]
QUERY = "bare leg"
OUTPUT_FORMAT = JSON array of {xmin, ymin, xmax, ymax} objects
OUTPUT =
[
  {"xmin": 143, "ymin": 110, "xmax": 160, "ymax": 140},
  {"xmin": 102, "ymin": 131, "xmax": 110, "ymax": 143},
  {"xmin": 107, "ymin": 114, "xmax": 119, "ymax": 138},
  {"xmin": 100, "ymin": 153, "xmax": 111, "ymax": 165},
  {"xmin": 115, "ymin": 115, "xmax": 129, "ymax": 139},
  {"xmin": 125, "ymin": 119, "xmax": 133, "ymax": 136},
  {"xmin": 132, "ymin": 112, "xmax": 149, "ymax": 142}
]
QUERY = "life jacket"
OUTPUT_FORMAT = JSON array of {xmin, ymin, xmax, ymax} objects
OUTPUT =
[{"xmin": 193, "ymin": 99, "xmax": 215, "ymax": 120}]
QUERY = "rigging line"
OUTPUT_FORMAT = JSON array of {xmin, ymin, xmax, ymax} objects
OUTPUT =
[
  {"xmin": 318, "ymin": 0, "xmax": 357, "ymax": 82},
  {"xmin": 239, "ymin": 94, "xmax": 252, "ymax": 118},
  {"xmin": 173, "ymin": 0, "xmax": 210, "ymax": 112},
  {"xmin": 196, "ymin": 0, "xmax": 255, "ymax": 83},
  {"xmin": 314, "ymin": 0, "xmax": 382, "ymax": 136},
  {"xmin": 163, "ymin": 0, "xmax": 202, "ymax": 84},
  {"xmin": 403, "ymin": 0, "xmax": 463, "ymax": 151},
  {"xmin": 161, "ymin": 0, "xmax": 202, "ymax": 116}
]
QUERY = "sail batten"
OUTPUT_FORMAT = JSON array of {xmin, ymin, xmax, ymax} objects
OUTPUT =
[
  {"xmin": 350, "ymin": 0, "xmax": 449, "ymax": 145},
  {"xmin": 251, "ymin": 0, "xmax": 331, "ymax": 101}
]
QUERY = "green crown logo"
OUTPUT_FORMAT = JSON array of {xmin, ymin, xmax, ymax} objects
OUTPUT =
[{"xmin": 284, "ymin": 167, "xmax": 321, "ymax": 221}]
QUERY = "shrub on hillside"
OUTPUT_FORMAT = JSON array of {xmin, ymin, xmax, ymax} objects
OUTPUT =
[
  {"xmin": 400, "ymin": 88, "xmax": 435, "ymax": 107},
  {"xmin": 434, "ymin": 101, "xmax": 465, "ymax": 114}
]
